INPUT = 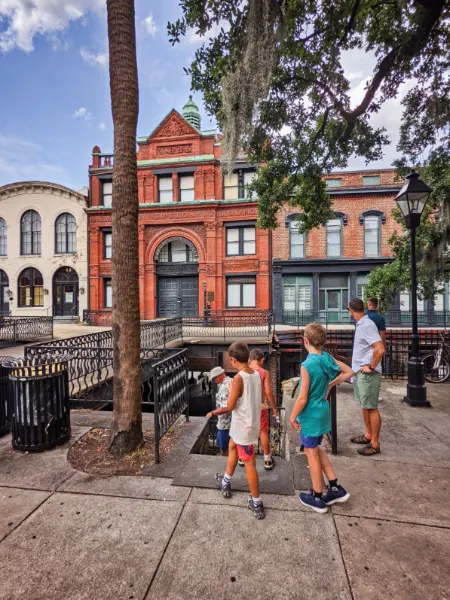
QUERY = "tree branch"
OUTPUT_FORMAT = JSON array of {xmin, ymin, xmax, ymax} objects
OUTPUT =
[{"xmin": 339, "ymin": 0, "xmax": 362, "ymax": 46}]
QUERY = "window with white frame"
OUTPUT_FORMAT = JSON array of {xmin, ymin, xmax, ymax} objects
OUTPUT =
[
  {"xmin": 363, "ymin": 175, "xmax": 381, "ymax": 186},
  {"xmin": 103, "ymin": 231, "xmax": 112, "ymax": 259},
  {"xmin": 326, "ymin": 218, "xmax": 342, "ymax": 257},
  {"xmin": 0, "ymin": 218, "xmax": 6, "ymax": 256},
  {"xmin": 290, "ymin": 221, "xmax": 305, "ymax": 258},
  {"xmin": 400, "ymin": 292, "xmax": 424, "ymax": 311},
  {"xmin": 158, "ymin": 176, "xmax": 173, "ymax": 203},
  {"xmin": 325, "ymin": 178, "xmax": 342, "ymax": 188},
  {"xmin": 226, "ymin": 226, "xmax": 256, "ymax": 256},
  {"xmin": 104, "ymin": 278, "xmax": 112, "ymax": 308},
  {"xmin": 179, "ymin": 174, "xmax": 195, "ymax": 202},
  {"xmin": 102, "ymin": 181, "xmax": 112, "ymax": 208},
  {"xmin": 364, "ymin": 215, "xmax": 380, "ymax": 256},
  {"xmin": 227, "ymin": 277, "xmax": 256, "ymax": 308},
  {"xmin": 224, "ymin": 172, "xmax": 239, "ymax": 200},
  {"xmin": 243, "ymin": 171, "xmax": 258, "ymax": 198}
]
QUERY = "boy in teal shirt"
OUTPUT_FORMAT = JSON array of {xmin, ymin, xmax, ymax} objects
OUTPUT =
[{"xmin": 290, "ymin": 323, "xmax": 354, "ymax": 513}]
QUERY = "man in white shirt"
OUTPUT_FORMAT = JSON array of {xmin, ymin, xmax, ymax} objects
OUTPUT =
[{"xmin": 349, "ymin": 298, "xmax": 385, "ymax": 456}]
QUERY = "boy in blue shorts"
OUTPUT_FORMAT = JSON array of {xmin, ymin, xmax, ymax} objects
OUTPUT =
[
  {"xmin": 207, "ymin": 367, "xmax": 232, "ymax": 456},
  {"xmin": 290, "ymin": 323, "xmax": 354, "ymax": 513}
]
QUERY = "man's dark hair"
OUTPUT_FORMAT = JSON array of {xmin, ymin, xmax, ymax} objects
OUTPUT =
[
  {"xmin": 228, "ymin": 341, "xmax": 250, "ymax": 363},
  {"xmin": 367, "ymin": 297, "xmax": 379, "ymax": 309},
  {"xmin": 349, "ymin": 298, "xmax": 365, "ymax": 313},
  {"xmin": 249, "ymin": 348, "xmax": 264, "ymax": 361}
]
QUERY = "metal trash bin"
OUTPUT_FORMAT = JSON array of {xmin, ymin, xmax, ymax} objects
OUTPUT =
[
  {"xmin": 0, "ymin": 357, "xmax": 14, "ymax": 436},
  {"xmin": 8, "ymin": 357, "xmax": 71, "ymax": 452}
]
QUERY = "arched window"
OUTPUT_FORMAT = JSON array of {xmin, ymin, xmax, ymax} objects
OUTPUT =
[
  {"xmin": 21, "ymin": 210, "xmax": 41, "ymax": 255},
  {"xmin": 364, "ymin": 215, "xmax": 380, "ymax": 256},
  {"xmin": 326, "ymin": 218, "xmax": 342, "ymax": 257},
  {"xmin": 55, "ymin": 213, "xmax": 77, "ymax": 254},
  {"xmin": 18, "ymin": 267, "xmax": 44, "ymax": 307},
  {"xmin": 286, "ymin": 215, "xmax": 305, "ymax": 259},
  {"xmin": 0, "ymin": 218, "xmax": 6, "ymax": 256},
  {"xmin": 156, "ymin": 238, "xmax": 198, "ymax": 263}
]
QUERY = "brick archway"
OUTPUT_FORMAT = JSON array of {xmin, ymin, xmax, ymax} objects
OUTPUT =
[{"xmin": 144, "ymin": 228, "xmax": 206, "ymax": 320}]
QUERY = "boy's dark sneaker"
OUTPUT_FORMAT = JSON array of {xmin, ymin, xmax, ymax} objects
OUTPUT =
[
  {"xmin": 299, "ymin": 490, "xmax": 328, "ymax": 514},
  {"xmin": 264, "ymin": 456, "xmax": 275, "ymax": 470},
  {"xmin": 247, "ymin": 496, "xmax": 266, "ymax": 520},
  {"xmin": 215, "ymin": 473, "xmax": 232, "ymax": 498},
  {"xmin": 238, "ymin": 459, "xmax": 245, "ymax": 467},
  {"xmin": 323, "ymin": 485, "xmax": 350, "ymax": 506}
]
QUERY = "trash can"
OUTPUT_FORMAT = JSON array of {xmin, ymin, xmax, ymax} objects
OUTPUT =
[
  {"xmin": 0, "ymin": 357, "xmax": 14, "ymax": 436},
  {"xmin": 8, "ymin": 357, "xmax": 71, "ymax": 452}
]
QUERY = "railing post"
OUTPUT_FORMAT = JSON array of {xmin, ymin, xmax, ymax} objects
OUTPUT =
[
  {"xmin": 163, "ymin": 321, "xmax": 167, "ymax": 348},
  {"xmin": 329, "ymin": 386, "xmax": 337, "ymax": 455},
  {"xmin": 153, "ymin": 372, "xmax": 160, "ymax": 464},
  {"xmin": 184, "ymin": 357, "xmax": 189, "ymax": 422}
]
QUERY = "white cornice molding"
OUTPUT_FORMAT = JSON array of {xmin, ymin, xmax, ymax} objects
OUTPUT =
[{"xmin": 0, "ymin": 181, "xmax": 88, "ymax": 206}]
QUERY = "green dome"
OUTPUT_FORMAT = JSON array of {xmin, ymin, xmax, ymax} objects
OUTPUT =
[{"xmin": 182, "ymin": 95, "xmax": 201, "ymax": 130}]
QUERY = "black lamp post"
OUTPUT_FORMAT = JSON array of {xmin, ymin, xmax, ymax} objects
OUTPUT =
[
  {"xmin": 395, "ymin": 170, "xmax": 432, "ymax": 407},
  {"xmin": 202, "ymin": 280, "xmax": 211, "ymax": 326}
]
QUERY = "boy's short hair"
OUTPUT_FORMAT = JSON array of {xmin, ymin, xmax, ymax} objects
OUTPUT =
[
  {"xmin": 228, "ymin": 341, "xmax": 250, "ymax": 363},
  {"xmin": 303, "ymin": 323, "xmax": 327, "ymax": 349},
  {"xmin": 249, "ymin": 348, "xmax": 264, "ymax": 361},
  {"xmin": 367, "ymin": 297, "xmax": 379, "ymax": 308},
  {"xmin": 348, "ymin": 298, "xmax": 365, "ymax": 313}
]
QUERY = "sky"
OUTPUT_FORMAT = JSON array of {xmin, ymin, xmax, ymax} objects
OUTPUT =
[{"xmin": 0, "ymin": 1, "xmax": 409, "ymax": 190}]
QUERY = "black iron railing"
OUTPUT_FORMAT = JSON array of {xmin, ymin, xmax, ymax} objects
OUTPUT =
[
  {"xmin": 281, "ymin": 310, "xmax": 450, "ymax": 328},
  {"xmin": 276, "ymin": 329, "xmax": 445, "ymax": 379},
  {"xmin": 0, "ymin": 316, "xmax": 53, "ymax": 344},
  {"xmin": 183, "ymin": 310, "xmax": 273, "ymax": 339}
]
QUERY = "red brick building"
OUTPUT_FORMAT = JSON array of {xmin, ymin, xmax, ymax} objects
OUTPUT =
[
  {"xmin": 87, "ymin": 98, "xmax": 271, "ymax": 322},
  {"xmin": 272, "ymin": 169, "xmax": 404, "ymax": 324}
]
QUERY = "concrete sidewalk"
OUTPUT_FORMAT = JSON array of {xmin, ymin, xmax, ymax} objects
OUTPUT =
[{"xmin": 0, "ymin": 380, "xmax": 449, "ymax": 600}]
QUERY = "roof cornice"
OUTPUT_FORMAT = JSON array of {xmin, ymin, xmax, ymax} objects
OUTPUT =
[{"xmin": 0, "ymin": 181, "xmax": 88, "ymax": 204}]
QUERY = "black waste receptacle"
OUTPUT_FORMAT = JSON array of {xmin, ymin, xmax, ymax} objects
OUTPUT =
[
  {"xmin": 8, "ymin": 357, "xmax": 71, "ymax": 452},
  {"xmin": 0, "ymin": 356, "xmax": 14, "ymax": 436}
]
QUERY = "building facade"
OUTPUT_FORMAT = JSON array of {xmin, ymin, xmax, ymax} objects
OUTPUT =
[
  {"xmin": 272, "ymin": 169, "xmax": 450, "ymax": 325},
  {"xmin": 87, "ymin": 98, "xmax": 271, "ymax": 323},
  {"xmin": 0, "ymin": 181, "xmax": 88, "ymax": 318}
]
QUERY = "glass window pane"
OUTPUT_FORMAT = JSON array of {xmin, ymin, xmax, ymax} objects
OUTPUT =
[
  {"xmin": 103, "ymin": 182, "xmax": 112, "ymax": 194},
  {"xmin": 363, "ymin": 175, "xmax": 381, "ymax": 186},
  {"xmin": 400, "ymin": 293, "xmax": 410, "ymax": 311},
  {"xmin": 159, "ymin": 177, "xmax": 173, "ymax": 191},
  {"xmin": 243, "ymin": 227, "xmax": 255, "ymax": 241},
  {"xmin": 243, "ymin": 171, "xmax": 257, "ymax": 198},
  {"xmin": 224, "ymin": 173, "xmax": 239, "ymax": 200},
  {"xmin": 171, "ymin": 241, "xmax": 188, "ymax": 262},
  {"xmin": 180, "ymin": 175, "xmax": 194, "ymax": 190},
  {"xmin": 159, "ymin": 190, "xmax": 173, "ymax": 204},
  {"xmin": 227, "ymin": 283, "xmax": 241, "ymax": 307},
  {"xmin": 243, "ymin": 240, "xmax": 256, "ymax": 254},
  {"xmin": 104, "ymin": 233, "xmax": 112, "ymax": 259},
  {"xmin": 180, "ymin": 189, "xmax": 195, "ymax": 202},
  {"xmin": 434, "ymin": 294, "xmax": 444, "ymax": 310},
  {"xmin": 105, "ymin": 281, "xmax": 112, "ymax": 308},
  {"xmin": 227, "ymin": 242, "xmax": 240, "ymax": 255},
  {"xmin": 283, "ymin": 286, "xmax": 296, "ymax": 310},
  {"xmin": 158, "ymin": 245, "xmax": 169, "ymax": 263},
  {"xmin": 227, "ymin": 229, "xmax": 239, "ymax": 242},
  {"xmin": 325, "ymin": 178, "xmax": 342, "ymax": 188},
  {"xmin": 242, "ymin": 283, "xmax": 256, "ymax": 307},
  {"xmin": 298, "ymin": 286, "xmax": 311, "ymax": 310}
]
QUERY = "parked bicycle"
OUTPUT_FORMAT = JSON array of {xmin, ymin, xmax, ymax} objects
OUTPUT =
[{"xmin": 423, "ymin": 334, "xmax": 450, "ymax": 383}]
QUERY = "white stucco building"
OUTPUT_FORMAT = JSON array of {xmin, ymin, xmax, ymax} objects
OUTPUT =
[{"xmin": 0, "ymin": 181, "xmax": 88, "ymax": 319}]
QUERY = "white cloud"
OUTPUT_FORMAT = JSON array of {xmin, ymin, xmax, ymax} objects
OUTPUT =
[
  {"xmin": 0, "ymin": 133, "xmax": 65, "ymax": 183},
  {"xmin": 72, "ymin": 107, "xmax": 94, "ymax": 121},
  {"xmin": 0, "ymin": 0, "xmax": 104, "ymax": 53},
  {"xmin": 80, "ymin": 48, "xmax": 108, "ymax": 69},
  {"xmin": 98, "ymin": 122, "xmax": 106, "ymax": 131},
  {"xmin": 142, "ymin": 13, "xmax": 157, "ymax": 37},
  {"xmin": 185, "ymin": 22, "xmax": 224, "ymax": 45}
]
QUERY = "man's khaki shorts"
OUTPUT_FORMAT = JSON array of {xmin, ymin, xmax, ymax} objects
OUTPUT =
[{"xmin": 354, "ymin": 371, "xmax": 382, "ymax": 409}]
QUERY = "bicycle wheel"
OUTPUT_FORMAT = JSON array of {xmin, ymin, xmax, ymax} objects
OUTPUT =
[{"xmin": 423, "ymin": 354, "xmax": 450, "ymax": 383}]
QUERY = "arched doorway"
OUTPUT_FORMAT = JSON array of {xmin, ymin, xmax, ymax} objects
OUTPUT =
[
  {"xmin": 155, "ymin": 237, "xmax": 199, "ymax": 317},
  {"xmin": 0, "ymin": 270, "xmax": 9, "ymax": 315},
  {"xmin": 53, "ymin": 267, "xmax": 79, "ymax": 317}
]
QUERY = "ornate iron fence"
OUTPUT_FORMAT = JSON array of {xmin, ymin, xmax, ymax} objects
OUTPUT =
[
  {"xmin": 0, "ymin": 317, "xmax": 53, "ymax": 344},
  {"xmin": 276, "ymin": 328, "xmax": 445, "ymax": 379},
  {"xmin": 25, "ymin": 343, "xmax": 189, "ymax": 462},
  {"xmin": 183, "ymin": 310, "xmax": 273, "ymax": 339},
  {"xmin": 282, "ymin": 310, "xmax": 450, "ymax": 328}
]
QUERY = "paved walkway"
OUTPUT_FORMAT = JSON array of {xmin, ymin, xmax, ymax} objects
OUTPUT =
[{"xmin": 0, "ymin": 380, "xmax": 449, "ymax": 600}]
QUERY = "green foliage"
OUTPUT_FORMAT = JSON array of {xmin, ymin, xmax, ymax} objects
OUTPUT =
[{"xmin": 169, "ymin": 0, "xmax": 449, "ymax": 237}]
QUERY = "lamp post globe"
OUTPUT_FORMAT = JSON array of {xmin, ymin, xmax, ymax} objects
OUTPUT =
[{"xmin": 395, "ymin": 170, "xmax": 432, "ymax": 407}]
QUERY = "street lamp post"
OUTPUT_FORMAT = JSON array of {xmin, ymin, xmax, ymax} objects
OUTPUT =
[
  {"xmin": 395, "ymin": 170, "xmax": 432, "ymax": 407},
  {"xmin": 202, "ymin": 280, "xmax": 211, "ymax": 326}
]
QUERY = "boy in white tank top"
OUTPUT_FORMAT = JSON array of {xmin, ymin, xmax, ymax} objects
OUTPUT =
[{"xmin": 211, "ymin": 342, "xmax": 265, "ymax": 519}]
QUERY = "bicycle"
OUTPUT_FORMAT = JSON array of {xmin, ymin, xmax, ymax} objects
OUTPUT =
[{"xmin": 423, "ymin": 334, "xmax": 450, "ymax": 383}]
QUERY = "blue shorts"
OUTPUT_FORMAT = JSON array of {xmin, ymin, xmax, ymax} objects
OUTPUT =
[
  {"xmin": 216, "ymin": 429, "xmax": 230, "ymax": 452},
  {"xmin": 300, "ymin": 434, "xmax": 324, "ymax": 449}
]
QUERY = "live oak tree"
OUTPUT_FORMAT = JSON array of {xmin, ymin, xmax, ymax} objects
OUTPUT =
[
  {"xmin": 169, "ymin": 0, "xmax": 450, "ymax": 300},
  {"xmin": 107, "ymin": 0, "xmax": 143, "ymax": 455}
]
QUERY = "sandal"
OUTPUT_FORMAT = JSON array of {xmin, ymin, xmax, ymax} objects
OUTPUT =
[
  {"xmin": 350, "ymin": 435, "xmax": 371, "ymax": 445},
  {"xmin": 357, "ymin": 444, "xmax": 381, "ymax": 456}
]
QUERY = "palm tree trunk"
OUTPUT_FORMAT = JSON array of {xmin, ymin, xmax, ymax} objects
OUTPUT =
[{"xmin": 106, "ymin": 0, "xmax": 143, "ymax": 455}]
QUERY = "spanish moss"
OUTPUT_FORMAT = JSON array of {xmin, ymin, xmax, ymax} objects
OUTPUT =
[{"xmin": 221, "ymin": 0, "xmax": 282, "ymax": 174}]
